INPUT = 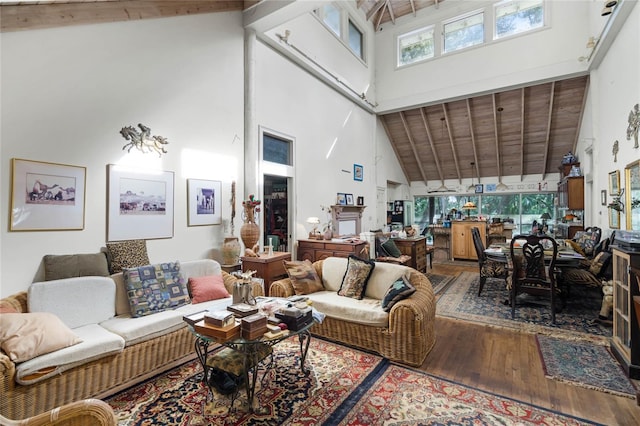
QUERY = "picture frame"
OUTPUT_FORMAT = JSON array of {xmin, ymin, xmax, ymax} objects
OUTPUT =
[
  {"xmin": 337, "ymin": 193, "xmax": 347, "ymax": 205},
  {"xmin": 346, "ymin": 194, "xmax": 354, "ymax": 205},
  {"xmin": 187, "ymin": 179, "xmax": 222, "ymax": 226},
  {"xmin": 601, "ymin": 189, "xmax": 607, "ymax": 206},
  {"xmin": 353, "ymin": 164, "xmax": 363, "ymax": 181},
  {"xmin": 609, "ymin": 170, "xmax": 621, "ymax": 196},
  {"xmin": 356, "ymin": 196, "xmax": 364, "ymax": 206},
  {"xmin": 609, "ymin": 207, "xmax": 620, "ymax": 229},
  {"xmin": 10, "ymin": 158, "xmax": 86, "ymax": 231},
  {"xmin": 475, "ymin": 184, "xmax": 484, "ymax": 194},
  {"xmin": 107, "ymin": 164, "xmax": 174, "ymax": 241}
]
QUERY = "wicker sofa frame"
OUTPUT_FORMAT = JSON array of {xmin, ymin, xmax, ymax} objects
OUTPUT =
[
  {"xmin": 0, "ymin": 271, "xmax": 259, "ymax": 420},
  {"xmin": 269, "ymin": 259, "xmax": 436, "ymax": 367}
]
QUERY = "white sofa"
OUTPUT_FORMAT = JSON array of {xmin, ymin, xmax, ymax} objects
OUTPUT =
[{"xmin": 0, "ymin": 259, "xmax": 261, "ymax": 420}]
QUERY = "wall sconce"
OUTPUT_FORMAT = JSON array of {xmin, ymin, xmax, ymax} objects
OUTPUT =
[{"xmin": 119, "ymin": 123, "xmax": 169, "ymax": 157}]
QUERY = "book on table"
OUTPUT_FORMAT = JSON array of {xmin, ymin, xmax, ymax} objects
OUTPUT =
[
  {"xmin": 204, "ymin": 310, "xmax": 235, "ymax": 327},
  {"xmin": 182, "ymin": 310, "xmax": 208, "ymax": 326},
  {"xmin": 227, "ymin": 303, "xmax": 259, "ymax": 317},
  {"xmin": 193, "ymin": 319, "xmax": 241, "ymax": 341}
]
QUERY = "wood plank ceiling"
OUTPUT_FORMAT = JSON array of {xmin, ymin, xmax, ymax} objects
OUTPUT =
[{"xmin": 3, "ymin": 0, "xmax": 590, "ymax": 187}]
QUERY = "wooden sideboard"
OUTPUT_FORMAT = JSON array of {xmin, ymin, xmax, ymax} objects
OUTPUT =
[
  {"xmin": 297, "ymin": 239, "xmax": 368, "ymax": 263},
  {"xmin": 393, "ymin": 236, "xmax": 427, "ymax": 273},
  {"xmin": 452, "ymin": 221, "xmax": 487, "ymax": 260}
]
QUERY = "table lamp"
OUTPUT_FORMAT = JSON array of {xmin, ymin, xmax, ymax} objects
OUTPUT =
[
  {"xmin": 306, "ymin": 217, "xmax": 321, "ymax": 239},
  {"xmin": 540, "ymin": 212, "xmax": 552, "ymax": 226}
]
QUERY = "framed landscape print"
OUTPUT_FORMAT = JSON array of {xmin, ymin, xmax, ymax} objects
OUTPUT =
[
  {"xmin": 187, "ymin": 179, "xmax": 222, "ymax": 226},
  {"xmin": 10, "ymin": 158, "xmax": 86, "ymax": 231},
  {"xmin": 609, "ymin": 170, "xmax": 621, "ymax": 195},
  {"xmin": 107, "ymin": 164, "xmax": 174, "ymax": 241},
  {"xmin": 609, "ymin": 207, "xmax": 620, "ymax": 229}
]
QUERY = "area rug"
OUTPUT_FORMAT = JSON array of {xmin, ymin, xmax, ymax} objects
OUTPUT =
[
  {"xmin": 437, "ymin": 271, "xmax": 611, "ymax": 343},
  {"xmin": 107, "ymin": 338, "xmax": 602, "ymax": 425},
  {"xmin": 425, "ymin": 272, "xmax": 456, "ymax": 295},
  {"xmin": 536, "ymin": 335, "xmax": 637, "ymax": 398}
]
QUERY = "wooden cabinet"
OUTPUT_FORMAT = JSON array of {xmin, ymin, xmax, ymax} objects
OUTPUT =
[
  {"xmin": 297, "ymin": 239, "xmax": 368, "ymax": 263},
  {"xmin": 611, "ymin": 247, "xmax": 640, "ymax": 379},
  {"xmin": 241, "ymin": 252, "xmax": 291, "ymax": 297},
  {"xmin": 557, "ymin": 176, "xmax": 584, "ymax": 210},
  {"xmin": 451, "ymin": 221, "xmax": 486, "ymax": 260},
  {"xmin": 393, "ymin": 237, "xmax": 427, "ymax": 273}
]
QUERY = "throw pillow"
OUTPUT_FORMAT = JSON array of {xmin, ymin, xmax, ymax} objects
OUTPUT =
[
  {"xmin": 381, "ymin": 239, "xmax": 402, "ymax": 258},
  {"xmin": 337, "ymin": 255, "xmax": 375, "ymax": 300},
  {"xmin": 189, "ymin": 275, "xmax": 230, "ymax": 304},
  {"xmin": 566, "ymin": 240, "xmax": 586, "ymax": 257},
  {"xmin": 283, "ymin": 260, "xmax": 324, "ymax": 295},
  {"xmin": 106, "ymin": 240, "xmax": 150, "ymax": 274},
  {"xmin": 589, "ymin": 251, "xmax": 612, "ymax": 278},
  {"xmin": 563, "ymin": 267, "xmax": 601, "ymax": 287},
  {"xmin": 382, "ymin": 275, "xmax": 416, "ymax": 312},
  {"xmin": 43, "ymin": 252, "xmax": 109, "ymax": 281},
  {"xmin": 123, "ymin": 261, "xmax": 190, "ymax": 317},
  {"xmin": 0, "ymin": 312, "xmax": 82, "ymax": 363}
]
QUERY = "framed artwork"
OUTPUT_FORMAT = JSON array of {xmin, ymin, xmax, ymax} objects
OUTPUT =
[
  {"xmin": 609, "ymin": 170, "xmax": 621, "ymax": 195},
  {"xmin": 10, "ymin": 158, "xmax": 86, "ymax": 231},
  {"xmin": 475, "ymin": 184, "xmax": 484, "ymax": 194},
  {"xmin": 346, "ymin": 194, "xmax": 354, "ymax": 205},
  {"xmin": 337, "ymin": 193, "xmax": 347, "ymax": 205},
  {"xmin": 609, "ymin": 207, "xmax": 620, "ymax": 229},
  {"xmin": 187, "ymin": 179, "xmax": 222, "ymax": 226},
  {"xmin": 107, "ymin": 164, "xmax": 174, "ymax": 241},
  {"xmin": 354, "ymin": 164, "xmax": 363, "ymax": 181},
  {"xmin": 357, "ymin": 196, "xmax": 364, "ymax": 206},
  {"xmin": 625, "ymin": 159, "xmax": 640, "ymax": 230},
  {"xmin": 601, "ymin": 190, "xmax": 607, "ymax": 206}
]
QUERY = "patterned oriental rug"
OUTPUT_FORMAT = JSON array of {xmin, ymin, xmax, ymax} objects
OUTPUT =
[
  {"xmin": 107, "ymin": 338, "xmax": 601, "ymax": 425},
  {"xmin": 536, "ymin": 335, "xmax": 637, "ymax": 398},
  {"xmin": 425, "ymin": 272, "xmax": 456, "ymax": 295},
  {"xmin": 437, "ymin": 271, "xmax": 611, "ymax": 343}
]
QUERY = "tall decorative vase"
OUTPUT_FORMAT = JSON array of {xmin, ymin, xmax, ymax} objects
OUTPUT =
[
  {"xmin": 221, "ymin": 236, "xmax": 241, "ymax": 265},
  {"xmin": 240, "ymin": 204, "xmax": 260, "ymax": 250}
]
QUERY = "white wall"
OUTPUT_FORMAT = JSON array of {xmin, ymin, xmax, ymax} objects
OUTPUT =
[{"xmin": 0, "ymin": 13, "xmax": 245, "ymax": 297}]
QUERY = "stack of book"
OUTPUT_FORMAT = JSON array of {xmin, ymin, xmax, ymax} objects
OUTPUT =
[
  {"xmin": 275, "ymin": 307, "xmax": 313, "ymax": 331},
  {"xmin": 240, "ymin": 313, "xmax": 268, "ymax": 340},
  {"xmin": 227, "ymin": 303, "xmax": 259, "ymax": 318},
  {"xmin": 192, "ymin": 319, "xmax": 241, "ymax": 342},
  {"xmin": 204, "ymin": 310, "xmax": 235, "ymax": 328}
]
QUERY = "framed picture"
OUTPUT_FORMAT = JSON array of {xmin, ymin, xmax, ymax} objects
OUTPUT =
[
  {"xmin": 601, "ymin": 189, "xmax": 607, "ymax": 206},
  {"xmin": 337, "ymin": 193, "xmax": 347, "ymax": 205},
  {"xmin": 357, "ymin": 196, "xmax": 364, "ymax": 206},
  {"xmin": 609, "ymin": 170, "xmax": 621, "ymax": 195},
  {"xmin": 354, "ymin": 164, "xmax": 363, "ymax": 181},
  {"xmin": 10, "ymin": 158, "xmax": 86, "ymax": 231},
  {"xmin": 187, "ymin": 179, "xmax": 222, "ymax": 226},
  {"xmin": 475, "ymin": 184, "xmax": 484, "ymax": 194},
  {"xmin": 107, "ymin": 164, "xmax": 174, "ymax": 241},
  {"xmin": 346, "ymin": 194, "xmax": 354, "ymax": 205},
  {"xmin": 609, "ymin": 208, "xmax": 620, "ymax": 229}
]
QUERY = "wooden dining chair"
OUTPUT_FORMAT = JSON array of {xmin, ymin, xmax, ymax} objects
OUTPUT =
[
  {"xmin": 471, "ymin": 227, "xmax": 508, "ymax": 296},
  {"xmin": 509, "ymin": 234, "xmax": 559, "ymax": 323}
]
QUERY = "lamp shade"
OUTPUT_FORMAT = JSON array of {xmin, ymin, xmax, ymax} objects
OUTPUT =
[
  {"xmin": 462, "ymin": 201, "xmax": 477, "ymax": 210},
  {"xmin": 540, "ymin": 212, "xmax": 552, "ymax": 220},
  {"xmin": 306, "ymin": 217, "xmax": 320, "ymax": 225}
]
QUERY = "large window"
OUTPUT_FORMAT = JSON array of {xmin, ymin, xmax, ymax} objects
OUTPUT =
[
  {"xmin": 495, "ymin": 0, "xmax": 544, "ymax": 40},
  {"xmin": 315, "ymin": 4, "xmax": 366, "ymax": 61},
  {"xmin": 398, "ymin": 26, "xmax": 435, "ymax": 67},
  {"xmin": 322, "ymin": 3, "xmax": 341, "ymax": 37},
  {"xmin": 443, "ymin": 11, "xmax": 484, "ymax": 54},
  {"xmin": 348, "ymin": 19, "xmax": 364, "ymax": 58}
]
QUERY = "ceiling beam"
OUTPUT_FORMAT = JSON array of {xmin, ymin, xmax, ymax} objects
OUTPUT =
[
  {"xmin": 366, "ymin": 0, "xmax": 386, "ymax": 20},
  {"xmin": 420, "ymin": 107, "xmax": 445, "ymax": 183},
  {"xmin": 572, "ymin": 76, "xmax": 590, "ymax": 154},
  {"xmin": 374, "ymin": 6, "xmax": 385, "ymax": 31},
  {"xmin": 492, "ymin": 94, "xmax": 502, "ymax": 182},
  {"xmin": 409, "ymin": 0, "xmax": 416, "ymax": 16},
  {"xmin": 519, "ymin": 87, "xmax": 525, "ymax": 181},
  {"xmin": 381, "ymin": 117, "xmax": 412, "ymax": 184},
  {"xmin": 466, "ymin": 99, "xmax": 480, "ymax": 180},
  {"xmin": 386, "ymin": 0, "xmax": 396, "ymax": 24},
  {"xmin": 542, "ymin": 81, "xmax": 556, "ymax": 180},
  {"xmin": 400, "ymin": 111, "xmax": 430, "ymax": 185},
  {"xmin": 442, "ymin": 104, "xmax": 462, "ymax": 183}
]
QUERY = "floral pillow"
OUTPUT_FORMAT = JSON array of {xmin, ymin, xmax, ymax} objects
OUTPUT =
[
  {"xmin": 337, "ymin": 256, "xmax": 375, "ymax": 300},
  {"xmin": 124, "ymin": 261, "xmax": 190, "ymax": 317}
]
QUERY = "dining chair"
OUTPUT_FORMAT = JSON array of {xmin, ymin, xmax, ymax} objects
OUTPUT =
[
  {"xmin": 509, "ymin": 234, "xmax": 559, "ymax": 323},
  {"xmin": 471, "ymin": 227, "xmax": 508, "ymax": 296}
]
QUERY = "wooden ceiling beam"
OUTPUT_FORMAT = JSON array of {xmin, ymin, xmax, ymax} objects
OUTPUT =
[
  {"xmin": 519, "ymin": 87, "xmax": 525, "ymax": 181},
  {"xmin": 442, "ymin": 104, "xmax": 462, "ymax": 183},
  {"xmin": 542, "ymin": 81, "xmax": 556, "ymax": 180},
  {"xmin": 420, "ymin": 107, "xmax": 445, "ymax": 183},
  {"xmin": 366, "ymin": 0, "xmax": 386, "ymax": 20},
  {"xmin": 572, "ymin": 75, "xmax": 590, "ymax": 154},
  {"xmin": 466, "ymin": 99, "xmax": 480, "ymax": 180},
  {"xmin": 409, "ymin": 0, "xmax": 416, "ymax": 16},
  {"xmin": 492, "ymin": 94, "xmax": 502, "ymax": 182},
  {"xmin": 381, "ymin": 116, "xmax": 412, "ymax": 184},
  {"xmin": 386, "ymin": 0, "xmax": 396, "ymax": 24},
  {"xmin": 374, "ymin": 5, "xmax": 385, "ymax": 31},
  {"xmin": 400, "ymin": 111, "xmax": 430, "ymax": 185}
]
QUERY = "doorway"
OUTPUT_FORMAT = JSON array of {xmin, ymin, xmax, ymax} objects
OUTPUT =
[{"xmin": 263, "ymin": 175, "xmax": 289, "ymax": 252}]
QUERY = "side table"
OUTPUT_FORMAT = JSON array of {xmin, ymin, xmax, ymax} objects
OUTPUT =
[{"xmin": 241, "ymin": 252, "xmax": 291, "ymax": 296}]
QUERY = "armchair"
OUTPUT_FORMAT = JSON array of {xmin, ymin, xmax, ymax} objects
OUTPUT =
[
  {"xmin": 0, "ymin": 399, "xmax": 116, "ymax": 426},
  {"xmin": 471, "ymin": 227, "xmax": 508, "ymax": 296}
]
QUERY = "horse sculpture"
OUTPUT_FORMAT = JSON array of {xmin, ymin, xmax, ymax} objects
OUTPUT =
[{"xmin": 120, "ymin": 123, "xmax": 169, "ymax": 157}]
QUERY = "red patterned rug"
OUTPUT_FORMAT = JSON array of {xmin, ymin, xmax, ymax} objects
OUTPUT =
[{"xmin": 107, "ymin": 338, "xmax": 602, "ymax": 425}]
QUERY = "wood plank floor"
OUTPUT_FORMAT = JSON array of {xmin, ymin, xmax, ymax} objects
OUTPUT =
[{"xmin": 422, "ymin": 260, "xmax": 640, "ymax": 425}]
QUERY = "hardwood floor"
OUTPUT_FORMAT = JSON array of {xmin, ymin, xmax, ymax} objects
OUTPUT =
[{"xmin": 423, "ymin": 260, "xmax": 640, "ymax": 425}]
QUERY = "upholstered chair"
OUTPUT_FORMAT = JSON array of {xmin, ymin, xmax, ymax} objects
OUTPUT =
[{"xmin": 471, "ymin": 227, "xmax": 508, "ymax": 296}]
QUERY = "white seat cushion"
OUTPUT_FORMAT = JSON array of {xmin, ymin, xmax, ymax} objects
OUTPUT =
[
  {"xmin": 15, "ymin": 324, "xmax": 124, "ymax": 385},
  {"xmin": 174, "ymin": 297, "xmax": 233, "ymax": 316},
  {"xmin": 306, "ymin": 291, "xmax": 388, "ymax": 327},
  {"xmin": 99, "ymin": 310, "xmax": 184, "ymax": 346}
]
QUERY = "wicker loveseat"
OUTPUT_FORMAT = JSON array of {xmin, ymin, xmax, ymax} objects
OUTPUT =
[
  {"xmin": 269, "ymin": 257, "xmax": 436, "ymax": 367},
  {"xmin": 0, "ymin": 259, "xmax": 262, "ymax": 420}
]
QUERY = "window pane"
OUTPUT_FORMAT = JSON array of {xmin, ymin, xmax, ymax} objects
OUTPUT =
[
  {"xmin": 495, "ymin": 0, "xmax": 544, "ymax": 39},
  {"xmin": 348, "ymin": 20, "xmax": 363, "ymax": 58},
  {"xmin": 263, "ymin": 134, "xmax": 291, "ymax": 165},
  {"xmin": 520, "ymin": 193, "xmax": 555, "ymax": 234},
  {"xmin": 443, "ymin": 12, "xmax": 484, "ymax": 53},
  {"xmin": 323, "ymin": 4, "xmax": 341, "ymax": 37},
  {"xmin": 398, "ymin": 26, "xmax": 435, "ymax": 66}
]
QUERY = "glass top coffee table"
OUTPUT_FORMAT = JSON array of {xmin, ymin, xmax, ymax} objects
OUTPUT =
[{"xmin": 189, "ymin": 311, "xmax": 315, "ymax": 414}]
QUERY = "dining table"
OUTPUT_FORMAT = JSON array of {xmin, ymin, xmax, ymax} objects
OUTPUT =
[{"xmin": 484, "ymin": 240, "xmax": 585, "ymax": 268}]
